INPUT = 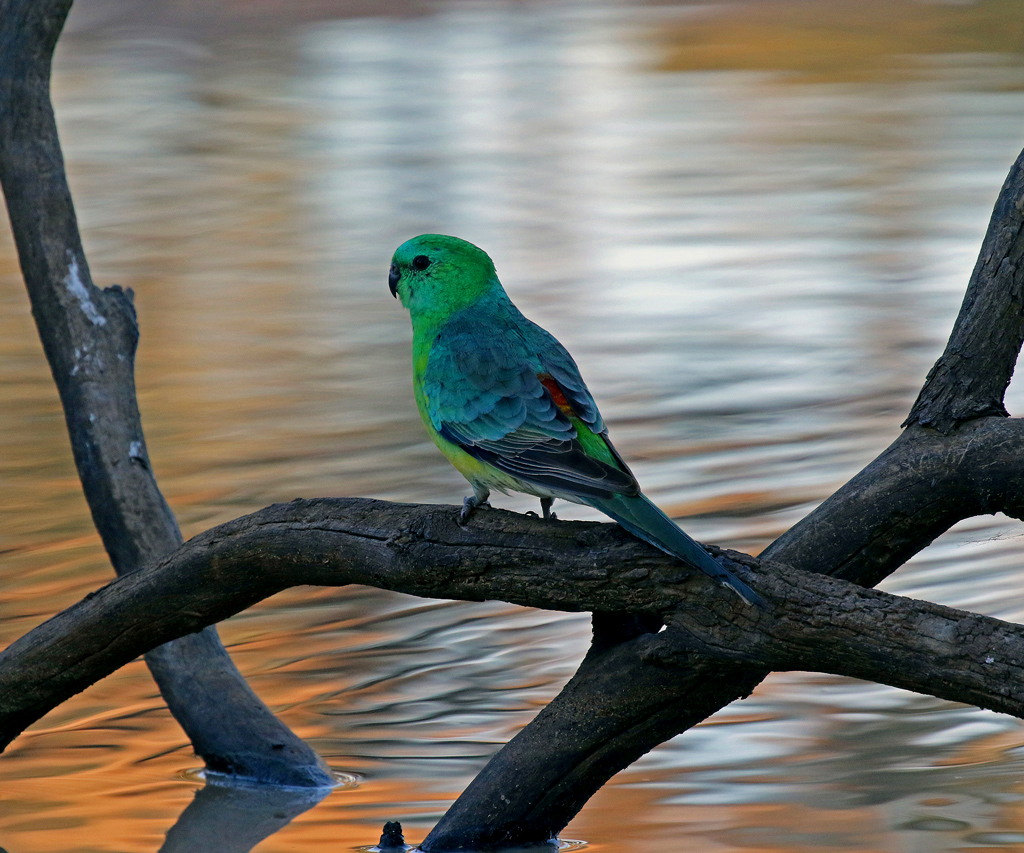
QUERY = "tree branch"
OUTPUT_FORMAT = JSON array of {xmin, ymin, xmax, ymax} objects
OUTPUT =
[
  {"xmin": 2, "ymin": 456, "xmax": 1023, "ymax": 750},
  {"xmin": 762, "ymin": 419, "xmax": 1024, "ymax": 581},
  {"xmin": 904, "ymin": 146, "xmax": 1024, "ymax": 433}
]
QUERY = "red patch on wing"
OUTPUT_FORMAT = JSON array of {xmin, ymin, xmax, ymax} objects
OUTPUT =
[{"xmin": 538, "ymin": 373, "xmax": 575, "ymax": 416}]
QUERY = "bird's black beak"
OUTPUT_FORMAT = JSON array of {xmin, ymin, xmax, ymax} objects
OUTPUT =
[{"xmin": 388, "ymin": 263, "xmax": 400, "ymax": 298}]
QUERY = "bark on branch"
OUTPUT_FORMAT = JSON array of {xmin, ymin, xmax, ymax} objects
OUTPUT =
[
  {"xmin": 1, "ymin": 472, "xmax": 1023, "ymax": 751},
  {"xmin": 904, "ymin": 150, "xmax": 1024, "ymax": 434}
]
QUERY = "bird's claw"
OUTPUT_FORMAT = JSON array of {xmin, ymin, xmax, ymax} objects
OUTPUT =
[{"xmin": 459, "ymin": 497, "xmax": 490, "ymax": 524}]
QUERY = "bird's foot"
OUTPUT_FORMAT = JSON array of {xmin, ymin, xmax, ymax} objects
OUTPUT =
[
  {"xmin": 540, "ymin": 497, "xmax": 558, "ymax": 521},
  {"xmin": 459, "ymin": 495, "xmax": 491, "ymax": 524}
]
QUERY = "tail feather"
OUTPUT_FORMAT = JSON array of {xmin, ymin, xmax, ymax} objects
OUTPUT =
[{"xmin": 587, "ymin": 493, "xmax": 766, "ymax": 609}]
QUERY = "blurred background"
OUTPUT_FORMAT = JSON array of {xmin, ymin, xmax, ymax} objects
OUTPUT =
[{"xmin": 2, "ymin": 0, "xmax": 1024, "ymax": 850}]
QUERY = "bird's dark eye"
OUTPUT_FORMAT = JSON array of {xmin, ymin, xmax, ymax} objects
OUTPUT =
[{"xmin": 412, "ymin": 255, "xmax": 431, "ymax": 271}]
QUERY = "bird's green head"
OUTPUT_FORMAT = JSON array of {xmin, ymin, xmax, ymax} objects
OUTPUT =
[{"xmin": 389, "ymin": 234, "xmax": 502, "ymax": 323}]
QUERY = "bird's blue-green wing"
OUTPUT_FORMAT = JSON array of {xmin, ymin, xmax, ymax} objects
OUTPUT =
[
  {"xmin": 423, "ymin": 320, "xmax": 636, "ymax": 499},
  {"xmin": 519, "ymin": 317, "xmax": 605, "ymax": 433},
  {"xmin": 519, "ymin": 315, "xmax": 647, "ymax": 479}
]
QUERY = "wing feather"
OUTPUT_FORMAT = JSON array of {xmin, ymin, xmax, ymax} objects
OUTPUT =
[{"xmin": 424, "ymin": 315, "xmax": 637, "ymax": 499}]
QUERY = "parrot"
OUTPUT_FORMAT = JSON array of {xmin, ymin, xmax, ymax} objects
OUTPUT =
[{"xmin": 389, "ymin": 234, "xmax": 764, "ymax": 608}]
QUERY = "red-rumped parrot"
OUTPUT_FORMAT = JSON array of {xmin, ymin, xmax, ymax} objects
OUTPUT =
[{"xmin": 389, "ymin": 234, "xmax": 763, "ymax": 607}]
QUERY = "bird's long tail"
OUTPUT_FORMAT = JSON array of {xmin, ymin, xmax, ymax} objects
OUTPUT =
[{"xmin": 587, "ymin": 492, "xmax": 766, "ymax": 608}]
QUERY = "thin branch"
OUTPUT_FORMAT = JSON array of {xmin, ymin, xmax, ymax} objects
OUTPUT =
[{"xmin": 763, "ymin": 419, "xmax": 1024, "ymax": 580}]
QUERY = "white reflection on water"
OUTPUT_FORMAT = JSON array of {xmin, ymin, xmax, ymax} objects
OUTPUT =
[{"xmin": 1, "ymin": 1, "xmax": 1024, "ymax": 851}]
